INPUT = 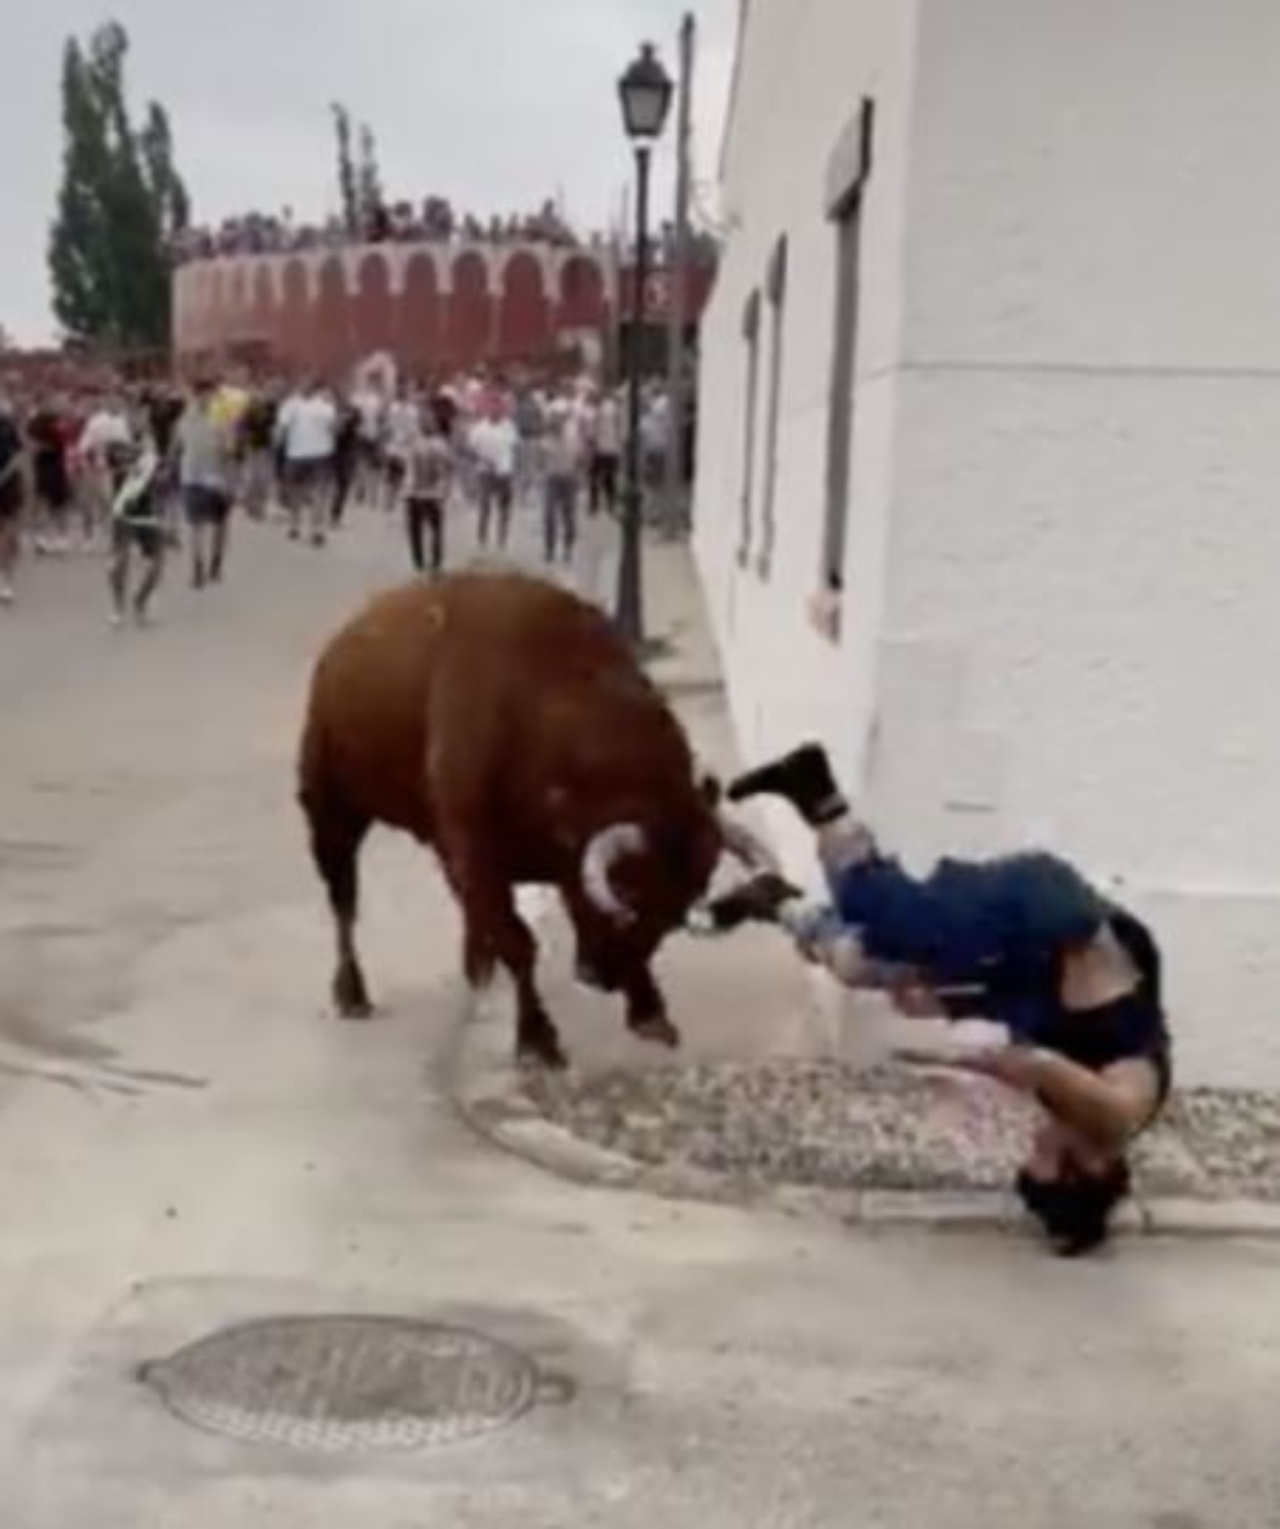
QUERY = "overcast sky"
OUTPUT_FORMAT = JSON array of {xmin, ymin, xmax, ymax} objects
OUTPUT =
[{"xmin": 2, "ymin": 0, "xmax": 738, "ymax": 344}]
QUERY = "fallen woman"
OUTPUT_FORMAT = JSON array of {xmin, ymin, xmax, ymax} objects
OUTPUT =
[{"xmin": 702, "ymin": 743, "xmax": 1172, "ymax": 1257}]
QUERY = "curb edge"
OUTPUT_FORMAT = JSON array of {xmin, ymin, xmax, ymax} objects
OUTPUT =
[{"xmin": 444, "ymin": 982, "xmax": 1280, "ymax": 1243}]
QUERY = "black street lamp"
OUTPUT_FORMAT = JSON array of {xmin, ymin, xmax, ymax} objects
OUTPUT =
[{"xmin": 615, "ymin": 42, "xmax": 674, "ymax": 649}]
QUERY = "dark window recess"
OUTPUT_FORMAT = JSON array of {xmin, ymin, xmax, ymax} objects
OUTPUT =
[
  {"xmin": 756, "ymin": 234, "xmax": 788, "ymax": 579},
  {"xmin": 821, "ymin": 96, "xmax": 875, "ymax": 609},
  {"xmin": 736, "ymin": 288, "xmax": 762, "ymax": 567}
]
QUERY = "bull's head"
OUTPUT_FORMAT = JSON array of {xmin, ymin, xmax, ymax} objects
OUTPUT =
[{"xmin": 570, "ymin": 774, "xmax": 778, "ymax": 992}]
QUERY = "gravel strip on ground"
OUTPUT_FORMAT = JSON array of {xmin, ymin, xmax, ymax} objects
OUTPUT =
[{"xmin": 522, "ymin": 1061, "xmax": 1280, "ymax": 1201}]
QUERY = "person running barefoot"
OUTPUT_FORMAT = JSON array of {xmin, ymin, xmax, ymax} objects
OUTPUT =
[{"xmin": 707, "ymin": 742, "xmax": 1172, "ymax": 1258}]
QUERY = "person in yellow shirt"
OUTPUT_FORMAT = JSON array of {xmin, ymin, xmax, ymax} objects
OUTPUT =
[
  {"xmin": 209, "ymin": 375, "xmax": 250, "ymax": 507},
  {"xmin": 209, "ymin": 375, "xmax": 250, "ymax": 431}
]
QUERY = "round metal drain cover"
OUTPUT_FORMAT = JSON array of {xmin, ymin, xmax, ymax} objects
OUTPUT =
[{"xmin": 139, "ymin": 1315, "xmax": 556, "ymax": 1453}]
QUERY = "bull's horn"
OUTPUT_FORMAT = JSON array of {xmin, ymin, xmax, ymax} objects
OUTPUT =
[
  {"xmin": 581, "ymin": 823, "xmax": 647, "ymax": 923},
  {"xmin": 718, "ymin": 812, "xmax": 781, "ymax": 873}
]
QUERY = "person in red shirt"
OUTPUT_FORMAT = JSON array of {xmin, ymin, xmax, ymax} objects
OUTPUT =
[{"xmin": 27, "ymin": 399, "xmax": 74, "ymax": 555}]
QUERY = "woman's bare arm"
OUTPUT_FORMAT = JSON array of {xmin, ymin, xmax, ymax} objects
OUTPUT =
[{"xmin": 966, "ymin": 1047, "xmax": 1162, "ymax": 1151}]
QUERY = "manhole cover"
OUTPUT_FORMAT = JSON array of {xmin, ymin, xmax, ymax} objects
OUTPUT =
[{"xmin": 139, "ymin": 1315, "xmax": 570, "ymax": 1454}]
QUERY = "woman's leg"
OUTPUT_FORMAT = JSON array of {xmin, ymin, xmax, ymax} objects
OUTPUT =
[
  {"xmin": 727, "ymin": 742, "xmax": 877, "ymax": 907},
  {"xmin": 725, "ymin": 742, "xmax": 974, "ymax": 991}
]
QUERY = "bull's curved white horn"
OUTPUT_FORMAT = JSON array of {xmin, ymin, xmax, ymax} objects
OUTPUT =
[
  {"xmin": 581, "ymin": 823, "xmax": 647, "ymax": 923},
  {"xmin": 718, "ymin": 812, "xmax": 781, "ymax": 873}
]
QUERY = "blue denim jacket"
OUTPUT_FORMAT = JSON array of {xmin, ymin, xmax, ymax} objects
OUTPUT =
[{"xmin": 821, "ymin": 850, "xmax": 1111, "ymax": 1041}]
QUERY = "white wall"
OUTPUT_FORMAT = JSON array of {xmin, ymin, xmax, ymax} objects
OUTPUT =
[
  {"xmin": 693, "ymin": 0, "xmax": 921, "ymax": 877},
  {"xmin": 877, "ymin": 0, "xmax": 1280, "ymax": 1085}
]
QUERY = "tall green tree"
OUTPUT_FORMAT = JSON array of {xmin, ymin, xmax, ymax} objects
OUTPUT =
[
  {"xmin": 48, "ymin": 20, "xmax": 190, "ymax": 351},
  {"xmin": 331, "ymin": 101, "xmax": 359, "ymax": 236},
  {"xmin": 356, "ymin": 122, "xmax": 384, "ymax": 231}
]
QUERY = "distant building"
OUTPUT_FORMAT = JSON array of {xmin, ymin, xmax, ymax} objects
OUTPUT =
[
  {"xmin": 171, "ymin": 239, "xmax": 715, "ymax": 380},
  {"xmin": 693, "ymin": 0, "xmax": 1280, "ymax": 1086}
]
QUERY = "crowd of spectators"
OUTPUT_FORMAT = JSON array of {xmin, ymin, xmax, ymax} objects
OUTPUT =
[
  {"xmin": 169, "ymin": 195, "xmax": 721, "ymax": 271},
  {"xmin": 169, "ymin": 197, "xmax": 600, "ymax": 266}
]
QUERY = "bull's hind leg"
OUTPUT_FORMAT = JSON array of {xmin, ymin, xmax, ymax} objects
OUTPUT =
[{"xmin": 306, "ymin": 807, "xmax": 374, "ymax": 1019}]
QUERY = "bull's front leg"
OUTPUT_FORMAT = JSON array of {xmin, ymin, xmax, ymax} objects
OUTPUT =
[
  {"xmin": 623, "ymin": 965, "xmax": 680, "ymax": 1050},
  {"xmin": 439, "ymin": 842, "xmax": 568, "ymax": 1070},
  {"xmin": 499, "ymin": 908, "xmax": 568, "ymax": 1071}
]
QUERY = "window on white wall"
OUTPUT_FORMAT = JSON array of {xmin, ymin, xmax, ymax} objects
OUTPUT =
[
  {"xmin": 736, "ymin": 289, "xmax": 762, "ymax": 568},
  {"xmin": 756, "ymin": 234, "xmax": 788, "ymax": 580},
  {"xmin": 818, "ymin": 97, "xmax": 875, "ymax": 641}
]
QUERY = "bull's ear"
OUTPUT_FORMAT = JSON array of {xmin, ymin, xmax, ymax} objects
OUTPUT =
[{"xmin": 699, "ymin": 774, "xmax": 723, "ymax": 809}]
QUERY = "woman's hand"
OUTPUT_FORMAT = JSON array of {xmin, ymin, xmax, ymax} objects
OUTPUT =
[{"xmin": 887, "ymin": 972, "xmax": 945, "ymax": 1018}]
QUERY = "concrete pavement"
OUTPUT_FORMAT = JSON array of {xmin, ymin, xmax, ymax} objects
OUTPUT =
[{"xmin": 3, "ymin": 503, "xmax": 1280, "ymax": 1526}]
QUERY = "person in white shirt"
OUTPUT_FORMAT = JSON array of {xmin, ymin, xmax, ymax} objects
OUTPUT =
[
  {"xmin": 382, "ymin": 384, "xmax": 421, "ymax": 512},
  {"xmin": 276, "ymin": 380, "xmax": 338, "ymax": 547},
  {"xmin": 79, "ymin": 394, "xmax": 133, "ymax": 550},
  {"xmin": 402, "ymin": 409, "xmax": 456, "ymax": 575},
  {"xmin": 468, "ymin": 400, "xmax": 519, "ymax": 551},
  {"xmin": 540, "ymin": 397, "xmax": 584, "ymax": 567},
  {"xmin": 351, "ymin": 383, "xmax": 385, "ymax": 506},
  {"xmin": 641, "ymin": 389, "xmax": 670, "ymax": 493},
  {"xmin": 587, "ymin": 388, "xmax": 623, "ymax": 516}
]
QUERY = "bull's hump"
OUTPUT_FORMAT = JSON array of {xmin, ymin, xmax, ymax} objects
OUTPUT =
[{"xmin": 318, "ymin": 571, "xmax": 627, "ymax": 679}]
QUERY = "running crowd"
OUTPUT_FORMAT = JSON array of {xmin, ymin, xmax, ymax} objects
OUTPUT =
[{"xmin": 0, "ymin": 366, "xmax": 681, "ymax": 625}]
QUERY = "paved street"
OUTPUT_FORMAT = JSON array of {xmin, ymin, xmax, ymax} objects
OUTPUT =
[{"xmin": 2, "ymin": 503, "xmax": 1280, "ymax": 1528}]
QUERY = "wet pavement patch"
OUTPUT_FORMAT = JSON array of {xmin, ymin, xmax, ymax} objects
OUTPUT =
[
  {"xmin": 139, "ymin": 1315, "xmax": 574, "ymax": 1454},
  {"xmin": 525, "ymin": 1061, "xmax": 1280, "ymax": 1202}
]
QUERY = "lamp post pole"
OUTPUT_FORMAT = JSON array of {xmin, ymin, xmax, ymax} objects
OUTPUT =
[
  {"xmin": 613, "ymin": 40, "xmax": 672, "ymax": 653},
  {"xmin": 616, "ymin": 141, "xmax": 652, "ymax": 648}
]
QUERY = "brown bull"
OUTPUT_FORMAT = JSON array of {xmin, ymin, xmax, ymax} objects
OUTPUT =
[{"xmin": 298, "ymin": 569, "xmax": 769, "ymax": 1067}]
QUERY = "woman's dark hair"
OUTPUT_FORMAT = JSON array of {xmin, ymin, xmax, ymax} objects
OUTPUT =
[{"xmin": 1030, "ymin": 1160, "xmax": 1132, "ymax": 1257}]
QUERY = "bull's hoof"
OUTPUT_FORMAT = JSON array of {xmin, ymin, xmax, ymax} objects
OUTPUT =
[
  {"xmin": 517, "ymin": 1032, "xmax": 570, "ymax": 1071},
  {"xmin": 333, "ymin": 968, "xmax": 374, "ymax": 1021},
  {"xmin": 629, "ymin": 1013, "xmax": 681, "ymax": 1050}
]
